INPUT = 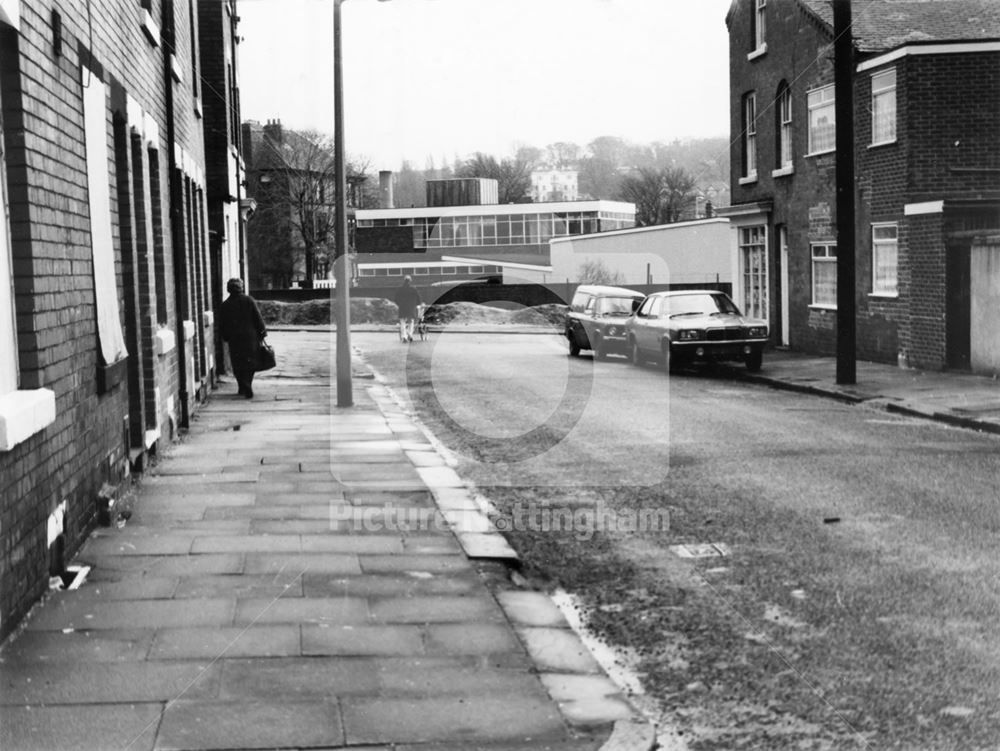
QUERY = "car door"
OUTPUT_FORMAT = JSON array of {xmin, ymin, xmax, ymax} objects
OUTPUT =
[{"xmin": 632, "ymin": 296, "xmax": 660, "ymax": 352}]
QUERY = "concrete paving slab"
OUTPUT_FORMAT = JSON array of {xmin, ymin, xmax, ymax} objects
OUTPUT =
[
  {"xmin": 154, "ymin": 699, "xmax": 342, "ymax": 750},
  {"xmin": 346, "ymin": 490, "xmax": 436, "ymax": 506},
  {"xmin": 171, "ymin": 574, "xmax": 303, "ymax": 599},
  {"xmin": 137, "ymin": 491, "xmax": 257, "ymax": 507},
  {"xmin": 424, "ymin": 623, "xmax": 523, "ymax": 655},
  {"xmin": 78, "ymin": 553, "xmax": 245, "ymax": 578},
  {"xmin": 405, "ymin": 450, "xmax": 446, "ymax": 467},
  {"xmin": 148, "ymin": 625, "xmax": 301, "ymax": 659},
  {"xmin": 456, "ymin": 532, "xmax": 519, "ymax": 560},
  {"xmin": 217, "ymin": 656, "xmax": 380, "ymax": 699},
  {"xmin": 417, "ymin": 466, "xmax": 466, "ymax": 488},
  {"xmin": 243, "ymin": 553, "xmax": 362, "ymax": 576},
  {"xmin": 0, "ymin": 660, "xmax": 220, "ymax": 704},
  {"xmin": 302, "ymin": 624, "xmax": 424, "ymax": 656},
  {"xmin": 0, "ymin": 628, "xmax": 154, "ymax": 663},
  {"xmin": 51, "ymin": 577, "xmax": 178, "ymax": 600},
  {"xmin": 376, "ymin": 663, "xmax": 546, "ymax": 697},
  {"xmin": 497, "ymin": 591, "xmax": 569, "ymax": 629},
  {"xmin": 233, "ymin": 596, "xmax": 369, "ymax": 626},
  {"xmin": 189, "ymin": 534, "xmax": 303, "ymax": 554},
  {"xmin": 0, "ymin": 703, "xmax": 161, "ymax": 751},
  {"xmin": 369, "ymin": 595, "xmax": 504, "ymax": 624},
  {"xmin": 25, "ymin": 598, "xmax": 235, "ymax": 631},
  {"xmin": 359, "ymin": 555, "xmax": 473, "ymax": 574},
  {"xmin": 299, "ymin": 535, "xmax": 406, "ymax": 554},
  {"xmin": 341, "ymin": 695, "xmax": 567, "ymax": 746},
  {"xmin": 206, "ymin": 503, "xmax": 336, "ymax": 520},
  {"xmin": 81, "ymin": 534, "xmax": 195, "ymax": 556},
  {"xmin": 516, "ymin": 628, "xmax": 603, "ymax": 674},
  {"xmin": 255, "ymin": 491, "xmax": 345, "ymax": 506},
  {"xmin": 302, "ymin": 572, "xmax": 481, "ymax": 598}
]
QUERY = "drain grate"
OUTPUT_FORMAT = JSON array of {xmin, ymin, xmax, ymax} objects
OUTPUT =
[{"xmin": 669, "ymin": 542, "xmax": 730, "ymax": 559}]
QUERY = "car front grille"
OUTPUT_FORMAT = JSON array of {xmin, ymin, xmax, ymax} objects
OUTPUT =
[{"xmin": 706, "ymin": 327, "xmax": 742, "ymax": 341}]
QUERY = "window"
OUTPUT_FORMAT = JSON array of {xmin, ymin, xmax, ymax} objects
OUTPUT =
[
  {"xmin": 742, "ymin": 93, "xmax": 757, "ymax": 180},
  {"xmin": 83, "ymin": 67, "xmax": 128, "ymax": 367},
  {"xmin": 739, "ymin": 226, "xmax": 768, "ymax": 320},
  {"xmin": 752, "ymin": 0, "xmax": 767, "ymax": 52},
  {"xmin": 811, "ymin": 244, "xmax": 837, "ymax": 307},
  {"xmin": 872, "ymin": 223, "xmax": 898, "ymax": 295},
  {"xmin": 0, "ymin": 103, "xmax": 15, "ymax": 395},
  {"xmin": 807, "ymin": 85, "xmax": 835, "ymax": 154},
  {"xmin": 871, "ymin": 68, "xmax": 897, "ymax": 145},
  {"xmin": 776, "ymin": 84, "xmax": 793, "ymax": 170}
]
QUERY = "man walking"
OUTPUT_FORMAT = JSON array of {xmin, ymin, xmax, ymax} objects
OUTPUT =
[
  {"xmin": 220, "ymin": 278, "xmax": 267, "ymax": 398},
  {"xmin": 394, "ymin": 275, "xmax": 422, "ymax": 343}
]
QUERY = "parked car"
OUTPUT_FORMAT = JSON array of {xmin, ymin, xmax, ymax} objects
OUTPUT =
[
  {"xmin": 565, "ymin": 284, "xmax": 646, "ymax": 359},
  {"xmin": 625, "ymin": 290, "xmax": 768, "ymax": 372}
]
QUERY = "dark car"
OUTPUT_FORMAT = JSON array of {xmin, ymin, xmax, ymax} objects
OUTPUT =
[
  {"xmin": 565, "ymin": 284, "xmax": 646, "ymax": 360},
  {"xmin": 625, "ymin": 290, "xmax": 768, "ymax": 372}
]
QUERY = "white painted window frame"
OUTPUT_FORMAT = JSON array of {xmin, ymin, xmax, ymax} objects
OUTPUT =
[
  {"xmin": 871, "ymin": 222, "xmax": 899, "ymax": 296},
  {"xmin": 807, "ymin": 84, "xmax": 836, "ymax": 156},
  {"xmin": 811, "ymin": 243, "xmax": 838, "ymax": 308},
  {"xmin": 870, "ymin": 68, "xmax": 897, "ymax": 146}
]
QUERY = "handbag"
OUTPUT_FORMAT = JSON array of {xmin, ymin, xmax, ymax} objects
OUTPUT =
[{"xmin": 255, "ymin": 338, "xmax": 276, "ymax": 372}]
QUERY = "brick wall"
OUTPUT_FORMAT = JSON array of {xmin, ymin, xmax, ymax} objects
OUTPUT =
[{"xmin": 0, "ymin": 0, "xmax": 219, "ymax": 639}]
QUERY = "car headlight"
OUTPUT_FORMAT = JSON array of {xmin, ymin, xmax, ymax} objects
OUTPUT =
[
  {"xmin": 678, "ymin": 329, "xmax": 703, "ymax": 341},
  {"xmin": 745, "ymin": 326, "xmax": 768, "ymax": 338}
]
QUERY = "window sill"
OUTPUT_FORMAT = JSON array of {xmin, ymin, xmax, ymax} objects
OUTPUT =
[
  {"xmin": 155, "ymin": 328, "xmax": 176, "ymax": 356},
  {"xmin": 0, "ymin": 388, "xmax": 56, "ymax": 451},
  {"xmin": 869, "ymin": 292, "xmax": 899, "ymax": 299},
  {"xmin": 170, "ymin": 54, "xmax": 183, "ymax": 83},
  {"xmin": 805, "ymin": 149, "xmax": 836, "ymax": 158},
  {"xmin": 738, "ymin": 174, "xmax": 758, "ymax": 186},
  {"xmin": 809, "ymin": 304, "xmax": 837, "ymax": 311},
  {"xmin": 747, "ymin": 44, "xmax": 767, "ymax": 61},
  {"xmin": 98, "ymin": 357, "xmax": 128, "ymax": 395},
  {"xmin": 771, "ymin": 166, "xmax": 794, "ymax": 178},
  {"xmin": 868, "ymin": 139, "xmax": 897, "ymax": 150},
  {"xmin": 141, "ymin": 10, "xmax": 160, "ymax": 47}
]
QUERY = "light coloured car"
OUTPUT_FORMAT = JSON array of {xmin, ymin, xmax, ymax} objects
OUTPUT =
[
  {"xmin": 625, "ymin": 290, "xmax": 768, "ymax": 372},
  {"xmin": 565, "ymin": 285, "xmax": 646, "ymax": 359}
]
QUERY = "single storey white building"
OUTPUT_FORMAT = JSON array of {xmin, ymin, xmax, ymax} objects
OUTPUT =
[{"xmin": 533, "ymin": 218, "xmax": 731, "ymax": 287}]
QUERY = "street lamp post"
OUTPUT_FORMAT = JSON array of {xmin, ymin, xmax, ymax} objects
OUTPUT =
[{"xmin": 333, "ymin": 0, "xmax": 352, "ymax": 406}]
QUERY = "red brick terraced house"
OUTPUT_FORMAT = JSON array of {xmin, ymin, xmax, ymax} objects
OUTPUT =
[
  {"xmin": 719, "ymin": 0, "xmax": 1000, "ymax": 372},
  {"xmin": 0, "ymin": 0, "xmax": 246, "ymax": 639}
]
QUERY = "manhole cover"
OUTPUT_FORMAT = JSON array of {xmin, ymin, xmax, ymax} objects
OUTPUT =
[{"xmin": 669, "ymin": 543, "xmax": 731, "ymax": 559}]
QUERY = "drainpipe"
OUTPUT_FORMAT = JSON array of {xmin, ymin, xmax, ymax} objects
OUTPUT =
[{"xmin": 163, "ymin": 0, "xmax": 190, "ymax": 428}]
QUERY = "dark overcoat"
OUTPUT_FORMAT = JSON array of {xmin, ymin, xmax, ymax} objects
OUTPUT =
[{"xmin": 220, "ymin": 293, "xmax": 266, "ymax": 371}]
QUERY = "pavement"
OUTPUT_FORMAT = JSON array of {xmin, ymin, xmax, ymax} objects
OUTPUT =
[
  {"xmin": 3, "ymin": 331, "xmax": 997, "ymax": 751},
  {"xmin": 730, "ymin": 349, "xmax": 1000, "ymax": 435},
  {"xmin": 0, "ymin": 336, "xmax": 655, "ymax": 751}
]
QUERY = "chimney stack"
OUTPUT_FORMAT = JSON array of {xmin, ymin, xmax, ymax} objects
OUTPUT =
[
  {"xmin": 379, "ymin": 170, "xmax": 394, "ymax": 209},
  {"xmin": 263, "ymin": 118, "xmax": 283, "ymax": 145}
]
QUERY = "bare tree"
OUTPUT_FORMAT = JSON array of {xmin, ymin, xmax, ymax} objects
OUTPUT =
[
  {"xmin": 546, "ymin": 141, "xmax": 581, "ymax": 168},
  {"xmin": 578, "ymin": 259, "xmax": 625, "ymax": 286},
  {"xmin": 616, "ymin": 165, "xmax": 697, "ymax": 226},
  {"xmin": 457, "ymin": 152, "xmax": 533, "ymax": 203},
  {"xmin": 250, "ymin": 128, "xmax": 370, "ymax": 286}
]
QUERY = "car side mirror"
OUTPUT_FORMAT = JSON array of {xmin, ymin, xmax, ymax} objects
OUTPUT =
[{"xmin": 631, "ymin": 299, "xmax": 642, "ymax": 313}]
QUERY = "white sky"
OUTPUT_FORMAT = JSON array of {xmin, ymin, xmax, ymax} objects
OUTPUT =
[{"xmin": 237, "ymin": 0, "xmax": 733, "ymax": 170}]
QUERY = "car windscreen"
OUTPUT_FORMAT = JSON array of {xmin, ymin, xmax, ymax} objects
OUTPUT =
[
  {"xmin": 596, "ymin": 297, "xmax": 640, "ymax": 316},
  {"xmin": 663, "ymin": 293, "xmax": 742, "ymax": 317}
]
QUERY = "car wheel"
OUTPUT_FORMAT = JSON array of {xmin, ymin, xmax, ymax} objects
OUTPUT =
[
  {"xmin": 746, "ymin": 349, "xmax": 763, "ymax": 372},
  {"xmin": 662, "ymin": 344, "xmax": 672, "ymax": 374},
  {"xmin": 568, "ymin": 337, "xmax": 581, "ymax": 357},
  {"xmin": 630, "ymin": 340, "xmax": 642, "ymax": 367}
]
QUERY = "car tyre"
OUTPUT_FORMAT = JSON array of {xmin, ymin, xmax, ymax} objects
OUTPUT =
[
  {"xmin": 630, "ymin": 340, "xmax": 643, "ymax": 367},
  {"xmin": 745, "ymin": 349, "xmax": 763, "ymax": 372},
  {"xmin": 662, "ymin": 344, "xmax": 672, "ymax": 374},
  {"xmin": 568, "ymin": 338, "xmax": 581, "ymax": 357}
]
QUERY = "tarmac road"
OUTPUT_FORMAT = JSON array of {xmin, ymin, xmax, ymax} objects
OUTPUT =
[{"xmin": 352, "ymin": 328, "xmax": 1000, "ymax": 750}]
